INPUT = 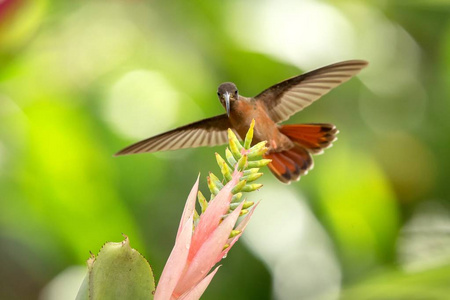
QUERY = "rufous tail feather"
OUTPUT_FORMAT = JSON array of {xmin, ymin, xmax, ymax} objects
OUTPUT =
[{"xmin": 264, "ymin": 124, "xmax": 338, "ymax": 183}]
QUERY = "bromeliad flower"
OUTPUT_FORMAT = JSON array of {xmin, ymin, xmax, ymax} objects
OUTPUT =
[{"xmin": 154, "ymin": 120, "xmax": 270, "ymax": 300}]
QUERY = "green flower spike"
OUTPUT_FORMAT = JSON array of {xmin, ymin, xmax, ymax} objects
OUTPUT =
[
  {"xmin": 216, "ymin": 153, "xmax": 233, "ymax": 182},
  {"xmin": 247, "ymin": 141, "xmax": 268, "ymax": 158},
  {"xmin": 197, "ymin": 119, "xmax": 271, "ymax": 217},
  {"xmin": 209, "ymin": 172, "xmax": 224, "ymax": 189},
  {"xmin": 207, "ymin": 175, "xmax": 220, "ymax": 196},
  {"xmin": 231, "ymin": 179, "xmax": 247, "ymax": 194},
  {"xmin": 237, "ymin": 155, "xmax": 248, "ymax": 172},
  {"xmin": 243, "ymin": 119, "xmax": 255, "ymax": 150},
  {"xmin": 228, "ymin": 131, "xmax": 243, "ymax": 160},
  {"xmin": 242, "ymin": 172, "xmax": 263, "ymax": 182},
  {"xmin": 241, "ymin": 183, "xmax": 263, "ymax": 193},
  {"xmin": 239, "ymin": 209, "xmax": 249, "ymax": 216},
  {"xmin": 243, "ymin": 168, "xmax": 260, "ymax": 176},
  {"xmin": 230, "ymin": 201, "xmax": 254, "ymax": 210},
  {"xmin": 231, "ymin": 192, "xmax": 242, "ymax": 203},
  {"xmin": 225, "ymin": 148, "xmax": 237, "ymax": 166},
  {"xmin": 229, "ymin": 230, "xmax": 242, "ymax": 238},
  {"xmin": 197, "ymin": 191, "xmax": 208, "ymax": 213},
  {"xmin": 247, "ymin": 159, "xmax": 272, "ymax": 168},
  {"xmin": 193, "ymin": 209, "xmax": 200, "ymax": 226}
]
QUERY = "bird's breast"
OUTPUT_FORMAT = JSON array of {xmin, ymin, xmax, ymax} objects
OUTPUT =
[{"xmin": 229, "ymin": 99, "xmax": 293, "ymax": 152}]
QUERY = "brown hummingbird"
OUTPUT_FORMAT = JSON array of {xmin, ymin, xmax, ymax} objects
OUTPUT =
[{"xmin": 116, "ymin": 60, "xmax": 368, "ymax": 183}]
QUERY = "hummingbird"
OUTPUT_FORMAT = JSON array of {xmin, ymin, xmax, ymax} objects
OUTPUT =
[{"xmin": 116, "ymin": 60, "xmax": 368, "ymax": 183}]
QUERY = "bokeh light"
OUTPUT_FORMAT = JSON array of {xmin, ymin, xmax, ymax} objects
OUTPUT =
[
  {"xmin": 245, "ymin": 183, "xmax": 341, "ymax": 299},
  {"xmin": 105, "ymin": 70, "xmax": 183, "ymax": 139}
]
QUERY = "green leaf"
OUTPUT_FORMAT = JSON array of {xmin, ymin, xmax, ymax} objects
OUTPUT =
[{"xmin": 76, "ymin": 236, "xmax": 155, "ymax": 300}]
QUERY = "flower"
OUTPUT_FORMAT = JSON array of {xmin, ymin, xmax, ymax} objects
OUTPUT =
[
  {"xmin": 154, "ymin": 120, "xmax": 269, "ymax": 300},
  {"xmin": 154, "ymin": 173, "xmax": 257, "ymax": 299}
]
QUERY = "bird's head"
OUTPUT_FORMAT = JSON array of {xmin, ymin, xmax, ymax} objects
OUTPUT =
[{"xmin": 217, "ymin": 82, "xmax": 239, "ymax": 117}]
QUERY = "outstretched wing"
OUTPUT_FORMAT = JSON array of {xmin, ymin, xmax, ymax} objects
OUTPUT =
[
  {"xmin": 115, "ymin": 114, "xmax": 232, "ymax": 156},
  {"xmin": 255, "ymin": 60, "xmax": 368, "ymax": 123}
]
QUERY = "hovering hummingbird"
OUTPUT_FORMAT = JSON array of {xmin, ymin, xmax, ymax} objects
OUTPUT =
[{"xmin": 116, "ymin": 60, "xmax": 368, "ymax": 183}]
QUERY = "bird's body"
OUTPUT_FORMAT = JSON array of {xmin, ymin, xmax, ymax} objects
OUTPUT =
[
  {"xmin": 116, "ymin": 60, "xmax": 368, "ymax": 183},
  {"xmin": 229, "ymin": 97, "xmax": 293, "ymax": 151}
]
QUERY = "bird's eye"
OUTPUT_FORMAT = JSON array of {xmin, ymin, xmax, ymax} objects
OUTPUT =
[
  {"xmin": 217, "ymin": 92, "xmax": 220, "ymax": 96},
  {"xmin": 234, "ymin": 90, "xmax": 238, "ymax": 95}
]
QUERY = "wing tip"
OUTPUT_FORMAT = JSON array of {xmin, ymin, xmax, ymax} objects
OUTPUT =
[
  {"xmin": 114, "ymin": 151, "xmax": 124, "ymax": 157},
  {"xmin": 340, "ymin": 59, "xmax": 369, "ymax": 66},
  {"xmin": 114, "ymin": 148, "xmax": 132, "ymax": 156},
  {"xmin": 115, "ymin": 143, "xmax": 146, "ymax": 156},
  {"xmin": 327, "ymin": 59, "xmax": 369, "ymax": 72},
  {"xmin": 356, "ymin": 59, "xmax": 369, "ymax": 69}
]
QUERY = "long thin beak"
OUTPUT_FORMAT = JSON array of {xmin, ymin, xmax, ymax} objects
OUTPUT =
[{"xmin": 224, "ymin": 92, "xmax": 231, "ymax": 117}]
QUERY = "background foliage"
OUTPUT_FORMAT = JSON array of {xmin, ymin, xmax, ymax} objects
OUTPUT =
[{"xmin": 1, "ymin": 0, "xmax": 450, "ymax": 299}]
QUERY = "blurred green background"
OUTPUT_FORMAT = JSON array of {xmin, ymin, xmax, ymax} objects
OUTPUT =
[{"xmin": 1, "ymin": 0, "xmax": 450, "ymax": 299}]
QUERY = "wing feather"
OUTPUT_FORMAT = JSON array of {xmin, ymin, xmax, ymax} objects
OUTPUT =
[
  {"xmin": 255, "ymin": 60, "xmax": 368, "ymax": 123},
  {"xmin": 115, "ymin": 114, "xmax": 232, "ymax": 156}
]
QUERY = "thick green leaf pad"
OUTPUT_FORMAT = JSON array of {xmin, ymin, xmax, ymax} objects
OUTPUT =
[{"xmin": 76, "ymin": 236, "xmax": 155, "ymax": 300}]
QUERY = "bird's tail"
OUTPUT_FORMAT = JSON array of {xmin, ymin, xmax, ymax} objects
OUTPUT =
[{"xmin": 263, "ymin": 124, "xmax": 338, "ymax": 183}]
